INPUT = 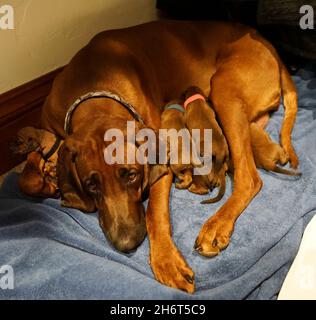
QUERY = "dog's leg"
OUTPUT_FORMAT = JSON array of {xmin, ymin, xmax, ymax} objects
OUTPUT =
[
  {"xmin": 195, "ymin": 78, "xmax": 263, "ymax": 257},
  {"xmin": 280, "ymin": 63, "xmax": 299, "ymax": 168},
  {"xmin": 146, "ymin": 168, "xmax": 195, "ymax": 293},
  {"xmin": 250, "ymin": 123, "xmax": 300, "ymax": 176}
]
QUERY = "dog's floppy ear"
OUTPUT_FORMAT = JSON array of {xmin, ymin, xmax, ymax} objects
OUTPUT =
[
  {"xmin": 57, "ymin": 138, "xmax": 96, "ymax": 212},
  {"xmin": 10, "ymin": 126, "xmax": 42, "ymax": 155}
]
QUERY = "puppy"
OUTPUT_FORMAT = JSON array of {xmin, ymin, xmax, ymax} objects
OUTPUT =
[
  {"xmin": 250, "ymin": 123, "xmax": 300, "ymax": 176},
  {"xmin": 160, "ymin": 99, "xmax": 193, "ymax": 189},
  {"xmin": 10, "ymin": 127, "xmax": 63, "ymax": 197},
  {"xmin": 183, "ymin": 86, "xmax": 229, "ymax": 203}
]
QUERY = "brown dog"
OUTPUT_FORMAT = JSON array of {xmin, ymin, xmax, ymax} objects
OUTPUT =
[
  {"xmin": 11, "ymin": 127, "xmax": 62, "ymax": 198},
  {"xmin": 27, "ymin": 20, "xmax": 298, "ymax": 292},
  {"xmin": 160, "ymin": 99, "xmax": 193, "ymax": 189},
  {"xmin": 183, "ymin": 86, "xmax": 229, "ymax": 204}
]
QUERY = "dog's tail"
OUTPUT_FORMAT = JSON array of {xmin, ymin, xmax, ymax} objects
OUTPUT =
[
  {"xmin": 279, "ymin": 62, "xmax": 299, "ymax": 169},
  {"xmin": 272, "ymin": 165, "xmax": 301, "ymax": 177},
  {"xmin": 201, "ymin": 173, "xmax": 226, "ymax": 204}
]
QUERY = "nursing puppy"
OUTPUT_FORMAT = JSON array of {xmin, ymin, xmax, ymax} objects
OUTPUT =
[
  {"xmin": 10, "ymin": 127, "xmax": 63, "ymax": 197},
  {"xmin": 183, "ymin": 86, "xmax": 229, "ymax": 203},
  {"xmin": 160, "ymin": 99, "xmax": 192, "ymax": 189}
]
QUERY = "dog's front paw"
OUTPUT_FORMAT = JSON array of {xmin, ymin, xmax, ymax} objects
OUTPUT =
[
  {"xmin": 150, "ymin": 241, "xmax": 195, "ymax": 293},
  {"xmin": 194, "ymin": 216, "xmax": 233, "ymax": 257}
]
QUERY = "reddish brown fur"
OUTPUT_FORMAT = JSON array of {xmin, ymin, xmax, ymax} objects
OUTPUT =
[
  {"xmin": 160, "ymin": 99, "xmax": 193, "ymax": 189},
  {"xmin": 250, "ymin": 123, "xmax": 300, "ymax": 176},
  {"xmin": 11, "ymin": 127, "xmax": 62, "ymax": 198},
  {"xmin": 15, "ymin": 21, "xmax": 297, "ymax": 292},
  {"xmin": 183, "ymin": 86, "xmax": 229, "ymax": 202}
]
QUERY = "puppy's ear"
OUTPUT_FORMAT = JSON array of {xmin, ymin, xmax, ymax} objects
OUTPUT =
[
  {"xmin": 57, "ymin": 139, "xmax": 96, "ymax": 212},
  {"xmin": 10, "ymin": 126, "xmax": 42, "ymax": 155}
]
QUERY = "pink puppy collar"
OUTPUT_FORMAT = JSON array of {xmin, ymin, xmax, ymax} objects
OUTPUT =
[{"xmin": 184, "ymin": 93, "xmax": 206, "ymax": 109}]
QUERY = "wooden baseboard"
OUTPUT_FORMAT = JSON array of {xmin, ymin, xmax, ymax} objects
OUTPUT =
[{"xmin": 0, "ymin": 67, "xmax": 64, "ymax": 175}]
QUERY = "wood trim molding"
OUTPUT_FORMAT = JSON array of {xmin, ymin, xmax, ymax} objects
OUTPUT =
[{"xmin": 0, "ymin": 67, "xmax": 64, "ymax": 175}]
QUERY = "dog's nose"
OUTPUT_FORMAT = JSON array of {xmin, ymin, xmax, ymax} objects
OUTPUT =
[
  {"xmin": 113, "ymin": 238, "xmax": 140, "ymax": 253},
  {"xmin": 108, "ymin": 221, "xmax": 147, "ymax": 253},
  {"xmin": 99, "ymin": 206, "xmax": 147, "ymax": 253},
  {"xmin": 112, "ymin": 229, "xmax": 146, "ymax": 253}
]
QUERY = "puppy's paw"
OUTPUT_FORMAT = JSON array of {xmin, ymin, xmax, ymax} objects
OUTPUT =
[
  {"xmin": 175, "ymin": 175, "xmax": 192, "ymax": 189},
  {"xmin": 194, "ymin": 216, "xmax": 233, "ymax": 257},
  {"xmin": 188, "ymin": 183, "xmax": 209, "ymax": 195}
]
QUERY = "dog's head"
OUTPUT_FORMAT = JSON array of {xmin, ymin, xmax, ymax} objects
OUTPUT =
[{"xmin": 57, "ymin": 118, "xmax": 168, "ymax": 253}]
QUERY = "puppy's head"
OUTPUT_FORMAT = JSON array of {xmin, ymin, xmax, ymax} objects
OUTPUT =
[
  {"xmin": 10, "ymin": 127, "xmax": 42, "ymax": 155},
  {"xmin": 182, "ymin": 86, "xmax": 205, "ymax": 101},
  {"xmin": 11, "ymin": 126, "xmax": 60, "ymax": 156}
]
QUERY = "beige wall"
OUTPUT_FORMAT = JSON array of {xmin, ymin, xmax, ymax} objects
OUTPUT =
[{"xmin": 0, "ymin": 0, "xmax": 158, "ymax": 94}]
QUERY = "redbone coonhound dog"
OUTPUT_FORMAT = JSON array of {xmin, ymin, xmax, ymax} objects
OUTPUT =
[{"xmin": 16, "ymin": 21, "xmax": 299, "ymax": 293}]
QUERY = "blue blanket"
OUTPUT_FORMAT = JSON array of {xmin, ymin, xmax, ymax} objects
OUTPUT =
[{"xmin": 0, "ymin": 65, "xmax": 315, "ymax": 300}]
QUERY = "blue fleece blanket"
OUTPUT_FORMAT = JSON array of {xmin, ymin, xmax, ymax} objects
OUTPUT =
[{"xmin": 0, "ymin": 65, "xmax": 315, "ymax": 300}]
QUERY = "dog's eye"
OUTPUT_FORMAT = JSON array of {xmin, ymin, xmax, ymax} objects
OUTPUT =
[
  {"xmin": 127, "ymin": 170, "xmax": 138, "ymax": 184},
  {"xmin": 85, "ymin": 179, "xmax": 97, "ymax": 193},
  {"xmin": 85, "ymin": 173, "xmax": 100, "ymax": 194},
  {"xmin": 127, "ymin": 169, "xmax": 138, "ymax": 184},
  {"xmin": 119, "ymin": 168, "xmax": 139, "ymax": 184}
]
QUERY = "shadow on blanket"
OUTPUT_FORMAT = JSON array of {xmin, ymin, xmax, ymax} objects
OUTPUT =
[{"xmin": 0, "ymin": 65, "xmax": 315, "ymax": 300}]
